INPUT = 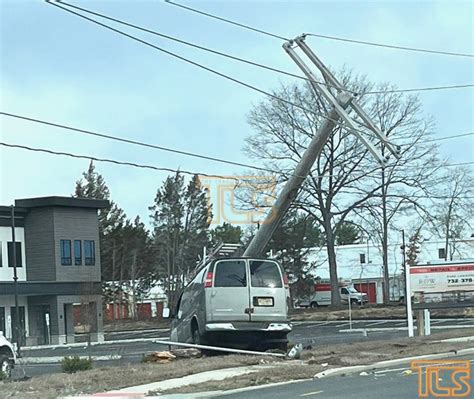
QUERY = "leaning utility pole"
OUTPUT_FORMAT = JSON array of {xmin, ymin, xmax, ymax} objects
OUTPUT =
[{"xmin": 244, "ymin": 34, "xmax": 400, "ymax": 302}]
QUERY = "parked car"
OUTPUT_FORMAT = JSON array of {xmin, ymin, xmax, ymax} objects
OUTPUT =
[
  {"xmin": 299, "ymin": 284, "xmax": 368, "ymax": 308},
  {"xmin": 0, "ymin": 335, "xmax": 16, "ymax": 378},
  {"xmin": 169, "ymin": 257, "xmax": 292, "ymax": 351}
]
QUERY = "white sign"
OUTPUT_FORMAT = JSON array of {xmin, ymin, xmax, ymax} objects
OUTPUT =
[{"xmin": 410, "ymin": 263, "xmax": 474, "ymax": 294}]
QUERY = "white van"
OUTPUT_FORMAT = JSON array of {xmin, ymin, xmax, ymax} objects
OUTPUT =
[
  {"xmin": 170, "ymin": 257, "xmax": 292, "ymax": 350},
  {"xmin": 0, "ymin": 334, "xmax": 16, "ymax": 378}
]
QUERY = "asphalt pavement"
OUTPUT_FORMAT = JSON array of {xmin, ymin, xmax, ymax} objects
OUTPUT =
[{"xmin": 214, "ymin": 354, "xmax": 474, "ymax": 399}]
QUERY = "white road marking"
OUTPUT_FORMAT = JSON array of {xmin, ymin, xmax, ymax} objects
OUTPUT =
[
  {"xmin": 300, "ymin": 390, "xmax": 324, "ymax": 396},
  {"xmin": 365, "ymin": 320, "xmax": 389, "ymax": 327}
]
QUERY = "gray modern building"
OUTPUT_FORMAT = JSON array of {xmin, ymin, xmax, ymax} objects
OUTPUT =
[{"xmin": 0, "ymin": 196, "xmax": 109, "ymax": 346}]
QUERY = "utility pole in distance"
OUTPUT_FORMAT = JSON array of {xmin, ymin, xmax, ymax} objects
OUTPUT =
[
  {"xmin": 402, "ymin": 229, "xmax": 414, "ymax": 337},
  {"xmin": 10, "ymin": 205, "xmax": 21, "ymax": 354}
]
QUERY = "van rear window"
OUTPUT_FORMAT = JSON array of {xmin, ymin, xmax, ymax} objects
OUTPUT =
[
  {"xmin": 214, "ymin": 261, "xmax": 247, "ymax": 287},
  {"xmin": 250, "ymin": 261, "xmax": 283, "ymax": 288}
]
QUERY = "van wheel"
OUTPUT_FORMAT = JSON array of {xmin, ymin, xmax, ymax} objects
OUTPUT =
[
  {"xmin": 192, "ymin": 328, "xmax": 202, "ymax": 345},
  {"xmin": 310, "ymin": 301, "xmax": 318, "ymax": 308},
  {"xmin": 0, "ymin": 354, "xmax": 13, "ymax": 379}
]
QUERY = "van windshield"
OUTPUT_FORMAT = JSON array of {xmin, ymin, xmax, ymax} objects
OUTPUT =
[
  {"xmin": 214, "ymin": 260, "xmax": 247, "ymax": 287},
  {"xmin": 250, "ymin": 261, "xmax": 283, "ymax": 288}
]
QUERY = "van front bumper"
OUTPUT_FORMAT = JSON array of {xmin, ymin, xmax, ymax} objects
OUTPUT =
[{"xmin": 205, "ymin": 322, "xmax": 292, "ymax": 332}]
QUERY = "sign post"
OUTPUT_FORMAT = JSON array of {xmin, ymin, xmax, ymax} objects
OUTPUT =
[{"xmin": 405, "ymin": 262, "xmax": 415, "ymax": 337}]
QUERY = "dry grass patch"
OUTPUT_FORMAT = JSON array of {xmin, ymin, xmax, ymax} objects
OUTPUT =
[{"xmin": 0, "ymin": 355, "xmax": 268, "ymax": 399}]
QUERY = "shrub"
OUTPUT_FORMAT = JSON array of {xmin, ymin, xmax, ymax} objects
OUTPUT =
[{"xmin": 61, "ymin": 356, "xmax": 92, "ymax": 373}]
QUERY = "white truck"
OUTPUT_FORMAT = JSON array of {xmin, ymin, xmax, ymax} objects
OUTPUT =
[
  {"xmin": 0, "ymin": 334, "xmax": 16, "ymax": 378},
  {"xmin": 297, "ymin": 283, "xmax": 368, "ymax": 308}
]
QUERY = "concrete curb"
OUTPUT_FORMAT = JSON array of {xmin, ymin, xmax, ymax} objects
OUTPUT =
[
  {"xmin": 314, "ymin": 347, "xmax": 474, "ymax": 379},
  {"xmin": 22, "ymin": 337, "xmax": 169, "ymax": 351},
  {"xmin": 18, "ymin": 355, "xmax": 122, "ymax": 364},
  {"xmin": 64, "ymin": 365, "xmax": 275, "ymax": 398}
]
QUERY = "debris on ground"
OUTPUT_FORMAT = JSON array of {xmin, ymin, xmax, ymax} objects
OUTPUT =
[
  {"xmin": 170, "ymin": 348, "xmax": 201, "ymax": 359},
  {"xmin": 287, "ymin": 344, "xmax": 303, "ymax": 359},
  {"xmin": 142, "ymin": 351, "xmax": 177, "ymax": 363}
]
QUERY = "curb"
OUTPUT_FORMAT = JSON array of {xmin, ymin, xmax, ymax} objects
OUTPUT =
[
  {"xmin": 314, "ymin": 347, "xmax": 474, "ymax": 379},
  {"xmin": 18, "ymin": 355, "xmax": 122, "ymax": 364}
]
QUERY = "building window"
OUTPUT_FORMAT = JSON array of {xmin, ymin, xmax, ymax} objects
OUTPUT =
[
  {"xmin": 74, "ymin": 240, "xmax": 82, "ymax": 266},
  {"xmin": 60, "ymin": 240, "xmax": 72, "ymax": 266},
  {"xmin": 0, "ymin": 242, "xmax": 2, "ymax": 267},
  {"xmin": 84, "ymin": 240, "xmax": 95, "ymax": 266},
  {"xmin": 359, "ymin": 253, "xmax": 366, "ymax": 264},
  {"xmin": 438, "ymin": 248, "xmax": 446, "ymax": 259},
  {"xmin": 7, "ymin": 242, "xmax": 22, "ymax": 268}
]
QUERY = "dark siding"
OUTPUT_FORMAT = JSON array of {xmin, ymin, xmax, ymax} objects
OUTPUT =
[
  {"xmin": 52, "ymin": 208, "xmax": 101, "ymax": 282},
  {"xmin": 23, "ymin": 208, "xmax": 56, "ymax": 281}
]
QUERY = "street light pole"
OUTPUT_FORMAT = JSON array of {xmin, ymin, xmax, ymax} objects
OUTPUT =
[{"xmin": 10, "ymin": 205, "xmax": 21, "ymax": 354}]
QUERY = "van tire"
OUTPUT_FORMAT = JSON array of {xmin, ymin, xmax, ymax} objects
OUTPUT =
[{"xmin": 310, "ymin": 301, "xmax": 318, "ymax": 308}]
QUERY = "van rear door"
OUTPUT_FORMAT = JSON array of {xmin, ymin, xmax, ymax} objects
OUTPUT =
[
  {"xmin": 248, "ymin": 260, "xmax": 287, "ymax": 321},
  {"xmin": 208, "ymin": 259, "xmax": 251, "ymax": 322}
]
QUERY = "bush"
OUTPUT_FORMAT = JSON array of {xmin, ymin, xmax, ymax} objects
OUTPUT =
[{"xmin": 61, "ymin": 356, "xmax": 93, "ymax": 373}]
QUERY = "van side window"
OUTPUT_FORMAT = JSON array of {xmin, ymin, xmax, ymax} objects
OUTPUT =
[
  {"xmin": 250, "ymin": 261, "xmax": 283, "ymax": 288},
  {"xmin": 214, "ymin": 261, "xmax": 247, "ymax": 287},
  {"xmin": 341, "ymin": 288, "xmax": 349, "ymax": 295}
]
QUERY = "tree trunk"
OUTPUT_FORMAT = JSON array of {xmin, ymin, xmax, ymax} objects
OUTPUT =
[{"xmin": 325, "ymin": 227, "xmax": 341, "ymax": 305}]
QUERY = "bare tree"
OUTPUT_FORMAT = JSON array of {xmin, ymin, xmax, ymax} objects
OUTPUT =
[
  {"xmin": 430, "ymin": 167, "xmax": 474, "ymax": 260},
  {"xmin": 245, "ymin": 72, "xmax": 438, "ymax": 305},
  {"xmin": 355, "ymin": 86, "xmax": 439, "ymax": 303}
]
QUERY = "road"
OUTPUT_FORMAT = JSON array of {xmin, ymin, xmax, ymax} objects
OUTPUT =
[
  {"xmin": 13, "ymin": 318, "xmax": 474, "ymax": 378},
  {"xmin": 216, "ymin": 354, "xmax": 474, "ymax": 399}
]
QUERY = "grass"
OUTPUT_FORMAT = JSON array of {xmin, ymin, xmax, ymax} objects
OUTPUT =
[{"xmin": 0, "ymin": 355, "xmax": 268, "ymax": 399}]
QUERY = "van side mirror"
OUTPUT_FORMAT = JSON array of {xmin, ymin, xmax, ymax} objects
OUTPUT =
[{"xmin": 162, "ymin": 307, "xmax": 170, "ymax": 319}]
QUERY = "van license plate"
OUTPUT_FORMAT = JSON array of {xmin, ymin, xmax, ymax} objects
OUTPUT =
[{"xmin": 256, "ymin": 297, "xmax": 274, "ymax": 306}]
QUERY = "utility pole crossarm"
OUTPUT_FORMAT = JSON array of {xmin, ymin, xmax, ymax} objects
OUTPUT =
[{"xmin": 292, "ymin": 36, "xmax": 401, "ymax": 160}]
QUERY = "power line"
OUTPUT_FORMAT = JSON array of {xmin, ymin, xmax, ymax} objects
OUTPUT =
[
  {"xmin": 0, "ymin": 111, "xmax": 276, "ymax": 174},
  {"xmin": 2, "ymin": 111, "xmax": 471, "ymax": 185},
  {"xmin": 55, "ymin": 1, "xmax": 354, "ymax": 95},
  {"xmin": 59, "ymin": 1, "xmax": 474, "ymax": 95},
  {"xmin": 164, "ymin": 0, "xmax": 289, "ymax": 42},
  {"xmin": 304, "ymin": 33, "xmax": 474, "ymax": 59},
  {"xmin": 165, "ymin": 0, "xmax": 474, "ymax": 59},
  {"xmin": 0, "ymin": 141, "xmax": 239, "ymax": 181},
  {"xmin": 45, "ymin": 1, "xmax": 370, "ymax": 137},
  {"xmin": 46, "ymin": 1, "xmax": 473, "ymax": 155},
  {"xmin": 425, "ymin": 132, "xmax": 474, "ymax": 143}
]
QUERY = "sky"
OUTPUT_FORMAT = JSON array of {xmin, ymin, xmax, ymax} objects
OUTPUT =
[{"xmin": 1, "ymin": 0, "xmax": 473, "ymax": 227}]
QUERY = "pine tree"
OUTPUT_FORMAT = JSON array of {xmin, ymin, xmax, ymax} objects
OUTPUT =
[
  {"xmin": 150, "ymin": 173, "xmax": 211, "ymax": 309},
  {"xmin": 406, "ymin": 228, "xmax": 422, "ymax": 266},
  {"xmin": 211, "ymin": 222, "xmax": 243, "ymax": 245},
  {"xmin": 74, "ymin": 161, "xmax": 125, "ymax": 280}
]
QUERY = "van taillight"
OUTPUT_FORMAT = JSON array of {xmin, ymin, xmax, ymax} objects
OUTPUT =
[
  {"xmin": 204, "ymin": 272, "xmax": 213, "ymax": 288},
  {"xmin": 283, "ymin": 273, "xmax": 289, "ymax": 288}
]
